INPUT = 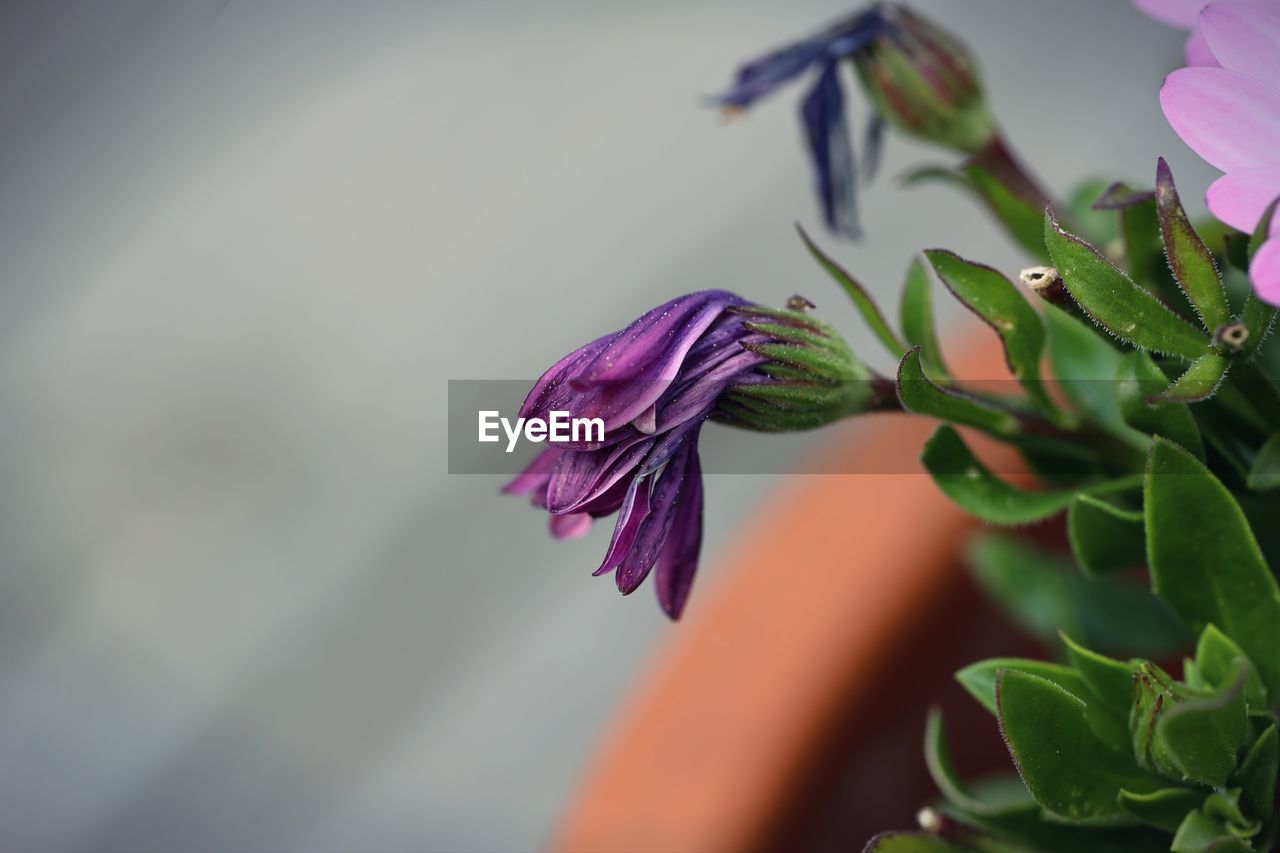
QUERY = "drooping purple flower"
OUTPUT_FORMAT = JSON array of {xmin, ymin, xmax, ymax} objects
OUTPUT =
[
  {"xmin": 504, "ymin": 291, "xmax": 770, "ymax": 619},
  {"xmin": 504, "ymin": 285, "xmax": 888, "ymax": 618},
  {"xmin": 713, "ymin": 4, "xmax": 995, "ymax": 238}
]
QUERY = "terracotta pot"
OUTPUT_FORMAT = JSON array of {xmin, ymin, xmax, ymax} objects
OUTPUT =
[{"xmin": 552, "ymin": 339, "xmax": 1043, "ymax": 852}]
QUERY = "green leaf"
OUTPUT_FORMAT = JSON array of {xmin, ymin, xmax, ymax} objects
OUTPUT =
[
  {"xmin": 1067, "ymin": 494, "xmax": 1146, "ymax": 577},
  {"xmin": 957, "ymin": 657, "xmax": 1088, "ymax": 715},
  {"xmin": 996, "ymin": 670, "xmax": 1165, "ymax": 821},
  {"xmin": 903, "ymin": 163, "xmax": 1045, "ymax": 257},
  {"xmin": 1248, "ymin": 432, "xmax": 1280, "ymax": 491},
  {"xmin": 1117, "ymin": 351, "xmax": 1205, "ymax": 459},
  {"xmin": 1235, "ymin": 724, "xmax": 1277, "ymax": 821},
  {"xmin": 896, "ymin": 347, "xmax": 1019, "ymax": 436},
  {"xmin": 1117, "ymin": 787, "xmax": 1208, "ymax": 833},
  {"xmin": 1156, "ymin": 159, "xmax": 1231, "ymax": 332},
  {"xmin": 922, "ymin": 425, "xmax": 1142, "ymax": 526},
  {"xmin": 797, "ymin": 224, "xmax": 906, "ymax": 359},
  {"xmin": 1061, "ymin": 633, "xmax": 1136, "ymax": 717},
  {"xmin": 968, "ymin": 534, "xmax": 1187, "ymax": 657},
  {"xmin": 1238, "ymin": 290, "xmax": 1278, "ymax": 359},
  {"xmin": 1043, "ymin": 304, "xmax": 1141, "ymax": 440},
  {"xmin": 925, "ymin": 249, "xmax": 1057, "ymax": 417},
  {"xmin": 1195, "ymin": 624, "xmax": 1268, "ymax": 709},
  {"xmin": 862, "ymin": 833, "xmax": 968, "ymax": 853},
  {"xmin": 1145, "ymin": 437, "xmax": 1280, "ymax": 699},
  {"xmin": 1044, "ymin": 210, "xmax": 1210, "ymax": 359},
  {"xmin": 1154, "ymin": 658, "xmax": 1249, "ymax": 787},
  {"xmin": 924, "ymin": 706, "xmax": 1034, "ymax": 816},
  {"xmin": 1067, "ymin": 177, "xmax": 1121, "ymax": 247},
  {"xmin": 1151, "ymin": 352, "xmax": 1231, "ymax": 404},
  {"xmin": 1170, "ymin": 808, "xmax": 1251, "ymax": 853},
  {"xmin": 899, "ymin": 257, "xmax": 952, "ymax": 381}
]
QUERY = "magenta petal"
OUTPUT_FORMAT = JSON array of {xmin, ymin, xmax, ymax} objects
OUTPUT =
[
  {"xmin": 654, "ymin": 449, "xmax": 704, "ymax": 620},
  {"xmin": 1160, "ymin": 67, "xmax": 1280, "ymax": 171},
  {"xmin": 1184, "ymin": 28, "xmax": 1219, "ymax": 66},
  {"xmin": 549, "ymin": 512, "xmax": 592, "ymax": 540},
  {"xmin": 593, "ymin": 477, "xmax": 652, "ymax": 576},
  {"xmin": 1250, "ymin": 237, "xmax": 1280, "ymax": 304},
  {"xmin": 1134, "ymin": 0, "xmax": 1208, "ymax": 27},
  {"xmin": 1199, "ymin": 2, "xmax": 1280, "ymax": 87},
  {"xmin": 1206, "ymin": 166, "xmax": 1280, "ymax": 230}
]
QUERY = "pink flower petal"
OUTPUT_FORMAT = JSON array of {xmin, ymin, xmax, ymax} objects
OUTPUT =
[
  {"xmin": 1184, "ymin": 28, "xmax": 1219, "ymax": 65},
  {"xmin": 1250, "ymin": 237, "xmax": 1280, "ymax": 304},
  {"xmin": 1161, "ymin": 67, "xmax": 1280, "ymax": 170},
  {"xmin": 1206, "ymin": 166, "xmax": 1280, "ymax": 230},
  {"xmin": 1199, "ymin": 2, "xmax": 1280, "ymax": 87},
  {"xmin": 1135, "ymin": 0, "xmax": 1209, "ymax": 27}
]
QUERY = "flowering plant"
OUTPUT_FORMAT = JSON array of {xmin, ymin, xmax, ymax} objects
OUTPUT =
[{"xmin": 506, "ymin": 3, "xmax": 1280, "ymax": 850}]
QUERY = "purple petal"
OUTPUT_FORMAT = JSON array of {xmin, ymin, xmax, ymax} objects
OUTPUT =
[
  {"xmin": 1206, "ymin": 166, "xmax": 1280, "ymax": 231},
  {"xmin": 1184, "ymin": 27, "xmax": 1219, "ymax": 66},
  {"xmin": 1199, "ymin": 2, "xmax": 1280, "ymax": 87},
  {"xmin": 549, "ymin": 512, "xmax": 592, "ymax": 540},
  {"xmin": 615, "ymin": 439, "xmax": 697, "ymax": 595},
  {"xmin": 1134, "ymin": 0, "xmax": 1209, "ymax": 27},
  {"xmin": 501, "ymin": 448, "xmax": 560, "ymax": 498},
  {"xmin": 712, "ymin": 9, "xmax": 883, "ymax": 110},
  {"xmin": 1160, "ymin": 67, "xmax": 1280, "ymax": 171},
  {"xmin": 593, "ymin": 476, "xmax": 652, "ymax": 577},
  {"xmin": 545, "ymin": 437, "xmax": 651, "ymax": 514},
  {"xmin": 532, "ymin": 291, "xmax": 743, "ymax": 433},
  {"xmin": 1251, "ymin": 237, "xmax": 1280, "ymax": 304},
  {"xmin": 517, "ymin": 333, "xmax": 611, "ymax": 422},
  {"xmin": 800, "ymin": 62, "xmax": 858, "ymax": 237},
  {"xmin": 654, "ymin": 446, "xmax": 705, "ymax": 620}
]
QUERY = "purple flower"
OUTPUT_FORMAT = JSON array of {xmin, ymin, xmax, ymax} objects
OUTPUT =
[
  {"xmin": 713, "ymin": 4, "xmax": 994, "ymax": 238},
  {"xmin": 1145, "ymin": 1, "xmax": 1280, "ymax": 304},
  {"xmin": 504, "ymin": 291, "xmax": 770, "ymax": 619}
]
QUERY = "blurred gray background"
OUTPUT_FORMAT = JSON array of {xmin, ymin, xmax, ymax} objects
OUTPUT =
[{"xmin": 0, "ymin": 2, "xmax": 1209, "ymax": 851}]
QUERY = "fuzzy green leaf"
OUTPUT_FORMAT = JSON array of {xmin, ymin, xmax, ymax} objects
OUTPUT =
[
  {"xmin": 924, "ymin": 707, "xmax": 1034, "ymax": 816},
  {"xmin": 1067, "ymin": 494, "xmax": 1146, "ymax": 577},
  {"xmin": 957, "ymin": 657, "xmax": 1088, "ymax": 715},
  {"xmin": 997, "ymin": 670, "xmax": 1165, "ymax": 821},
  {"xmin": 1145, "ymin": 437, "xmax": 1280, "ymax": 699},
  {"xmin": 1150, "ymin": 352, "xmax": 1231, "ymax": 404},
  {"xmin": 1170, "ymin": 809, "xmax": 1251, "ymax": 853},
  {"xmin": 1156, "ymin": 159, "xmax": 1231, "ymax": 332},
  {"xmin": 1235, "ymin": 724, "xmax": 1277, "ymax": 821},
  {"xmin": 1117, "ymin": 787, "xmax": 1207, "ymax": 833},
  {"xmin": 797, "ymin": 224, "xmax": 906, "ymax": 359},
  {"xmin": 1195, "ymin": 624, "xmax": 1267, "ymax": 709},
  {"xmin": 899, "ymin": 258, "xmax": 952, "ymax": 381},
  {"xmin": 1154, "ymin": 658, "xmax": 1249, "ymax": 787},
  {"xmin": 862, "ymin": 833, "xmax": 968, "ymax": 853},
  {"xmin": 1044, "ymin": 305, "xmax": 1133, "ymax": 438},
  {"xmin": 897, "ymin": 347, "xmax": 1018, "ymax": 436},
  {"xmin": 1117, "ymin": 351, "xmax": 1204, "ymax": 458},
  {"xmin": 922, "ymin": 426, "xmax": 1143, "ymax": 525},
  {"xmin": 925, "ymin": 249, "xmax": 1057, "ymax": 417},
  {"xmin": 1044, "ymin": 210, "xmax": 1210, "ymax": 359}
]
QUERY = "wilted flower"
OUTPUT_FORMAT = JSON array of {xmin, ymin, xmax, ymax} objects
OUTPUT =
[
  {"xmin": 1144, "ymin": 0, "xmax": 1280, "ymax": 303},
  {"xmin": 713, "ymin": 3, "xmax": 995, "ymax": 237},
  {"xmin": 505, "ymin": 290, "xmax": 881, "ymax": 618}
]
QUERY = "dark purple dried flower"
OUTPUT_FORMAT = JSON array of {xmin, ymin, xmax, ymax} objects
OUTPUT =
[{"xmin": 713, "ymin": 4, "xmax": 994, "ymax": 238}]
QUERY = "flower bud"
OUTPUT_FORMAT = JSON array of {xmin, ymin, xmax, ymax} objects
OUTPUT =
[
  {"xmin": 713, "ymin": 300, "xmax": 895, "ymax": 431},
  {"xmin": 851, "ymin": 4, "xmax": 996, "ymax": 155}
]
